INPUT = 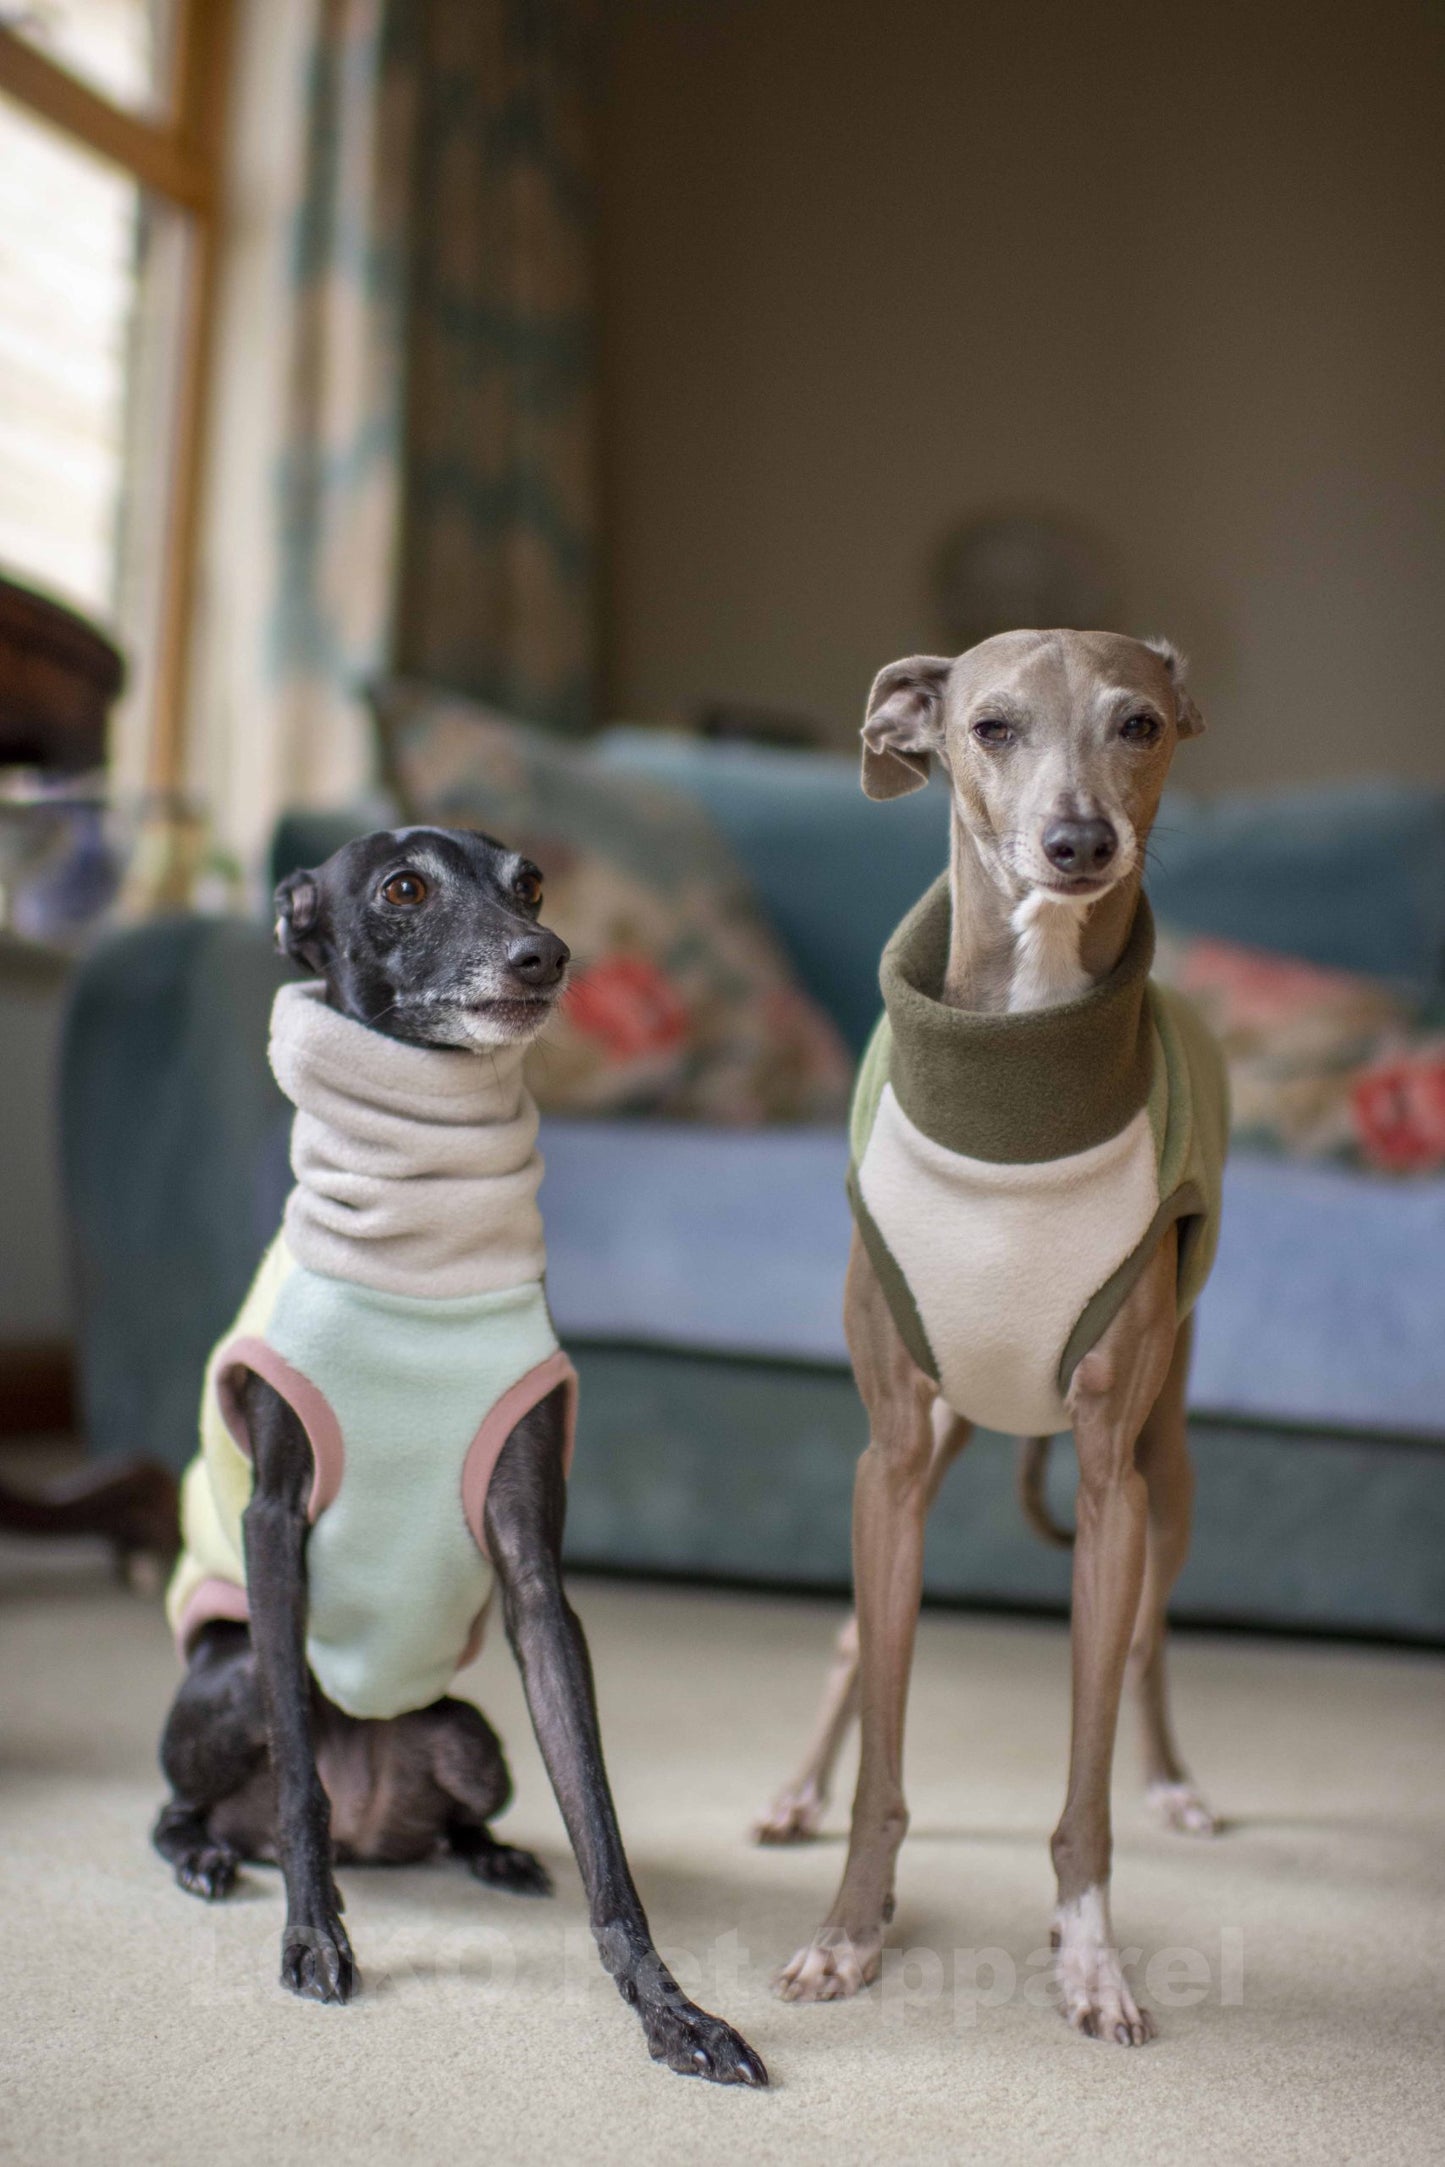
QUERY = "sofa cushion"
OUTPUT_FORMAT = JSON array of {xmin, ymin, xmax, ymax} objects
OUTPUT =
[
  {"xmin": 1143, "ymin": 781, "xmax": 1445, "ymax": 987},
  {"xmin": 1153, "ymin": 926, "xmax": 1445, "ymax": 1171}
]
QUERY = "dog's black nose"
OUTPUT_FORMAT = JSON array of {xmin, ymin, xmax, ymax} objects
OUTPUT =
[
  {"xmin": 1042, "ymin": 817, "xmax": 1117, "ymax": 875},
  {"xmin": 506, "ymin": 930, "xmax": 570, "ymax": 988}
]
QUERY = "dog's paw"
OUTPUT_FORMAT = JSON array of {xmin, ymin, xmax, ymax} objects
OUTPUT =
[
  {"xmin": 173, "ymin": 1842, "xmax": 240, "ymax": 1902},
  {"xmin": 467, "ymin": 1842, "xmax": 553, "ymax": 1898},
  {"xmin": 751, "ymin": 1781, "xmax": 826, "ymax": 1845},
  {"xmin": 1053, "ymin": 1889, "xmax": 1154, "ymax": 2046},
  {"xmin": 642, "ymin": 1999, "xmax": 768, "ymax": 2086},
  {"xmin": 1146, "ymin": 1779, "xmax": 1220, "ymax": 1837},
  {"xmin": 280, "ymin": 1912, "xmax": 358, "ymax": 2005},
  {"xmin": 773, "ymin": 1922, "xmax": 883, "ymax": 2002}
]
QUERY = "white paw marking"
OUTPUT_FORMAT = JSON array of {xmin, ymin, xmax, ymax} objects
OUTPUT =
[
  {"xmin": 773, "ymin": 1925, "xmax": 883, "ymax": 2003},
  {"xmin": 1053, "ymin": 1885, "xmax": 1155, "ymax": 2046},
  {"xmin": 1146, "ymin": 1779, "xmax": 1220, "ymax": 1837},
  {"xmin": 751, "ymin": 1783, "xmax": 826, "ymax": 1845}
]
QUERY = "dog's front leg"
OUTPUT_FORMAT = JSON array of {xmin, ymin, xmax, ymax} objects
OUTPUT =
[
  {"xmin": 1052, "ymin": 1232, "xmax": 1180, "ymax": 2046},
  {"xmin": 484, "ymin": 1390, "xmax": 767, "ymax": 2086},
  {"xmin": 239, "ymin": 1371, "xmax": 355, "ymax": 2004},
  {"xmin": 754, "ymin": 1396, "xmax": 970, "ymax": 1846},
  {"xmin": 775, "ymin": 1232, "xmax": 936, "ymax": 2001}
]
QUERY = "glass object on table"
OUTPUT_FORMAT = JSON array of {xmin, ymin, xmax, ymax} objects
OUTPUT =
[{"xmin": 0, "ymin": 770, "xmax": 118, "ymax": 940}]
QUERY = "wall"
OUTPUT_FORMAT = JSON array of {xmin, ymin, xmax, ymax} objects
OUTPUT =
[{"xmin": 598, "ymin": 0, "xmax": 1445, "ymax": 791}]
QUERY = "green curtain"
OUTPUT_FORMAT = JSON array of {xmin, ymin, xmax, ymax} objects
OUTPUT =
[{"xmin": 277, "ymin": 0, "xmax": 599, "ymax": 742}]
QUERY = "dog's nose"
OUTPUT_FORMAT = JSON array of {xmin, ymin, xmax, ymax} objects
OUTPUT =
[
  {"xmin": 506, "ymin": 930, "xmax": 570, "ymax": 988},
  {"xmin": 1042, "ymin": 817, "xmax": 1117, "ymax": 876}
]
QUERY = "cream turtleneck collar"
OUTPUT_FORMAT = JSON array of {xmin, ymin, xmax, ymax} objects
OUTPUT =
[{"xmin": 269, "ymin": 980, "xmax": 547, "ymax": 1299}]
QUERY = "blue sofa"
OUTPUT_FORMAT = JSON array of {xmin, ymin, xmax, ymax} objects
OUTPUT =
[{"xmin": 62, "ymin": 737, "xmax": 1445, "ymax": 1640}]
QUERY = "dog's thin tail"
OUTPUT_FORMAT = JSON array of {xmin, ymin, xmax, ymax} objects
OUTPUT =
[{"xmin": 1018, "ymin": 1436, "xmax": 1074, "ymax": 1549}]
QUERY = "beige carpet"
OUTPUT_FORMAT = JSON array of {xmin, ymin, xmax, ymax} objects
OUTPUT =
[{"xmin": 1, "ymin": 1534, "xmax": 1442, "ymax": 2167}]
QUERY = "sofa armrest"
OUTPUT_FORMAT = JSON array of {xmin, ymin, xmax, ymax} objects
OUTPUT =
[{"xmin": 61, "ymin": 917, "xmax": 290, "ymax": 1469}]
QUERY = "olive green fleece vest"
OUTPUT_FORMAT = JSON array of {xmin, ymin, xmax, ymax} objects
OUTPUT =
[{"xmin": 847, "ymin": 879, "xmax": 1228, "ymax": 1437}]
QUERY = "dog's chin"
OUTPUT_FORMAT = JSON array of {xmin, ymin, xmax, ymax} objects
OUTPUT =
[
  {"xmin": 447, "ymin": 995, "xmax": 557, "ymax": 1051},
  {"xmin": 1026, "ymin": 874, "xmax": 1116, "ymax": 902}
]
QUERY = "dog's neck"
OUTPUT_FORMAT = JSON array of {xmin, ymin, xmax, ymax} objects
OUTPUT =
[{"xmin": 942, "ymin": 822, "xmax": 1142, "ymax": 1016}]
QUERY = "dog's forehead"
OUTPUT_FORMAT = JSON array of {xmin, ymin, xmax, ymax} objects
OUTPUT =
[
  {"xmin": 949, "ymin": 631, "xmax": 1167, "ymax": 715},
  {"xmin": 376, "ymin": 826, "xmax": 518, "ymax": 881}
]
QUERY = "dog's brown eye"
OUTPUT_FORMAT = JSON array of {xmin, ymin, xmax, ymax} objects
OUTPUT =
[
  {"xmin": 381, "ymin": 871, "xmax": 428, "ymax": 906},
  {"xmin": 973, "ymin": 718, "xmax": 1014, "ymax": 747},
  {"xmin": 1121, "ymin": 712, "xmax": 1161, "ymax": 745},
  {"xmin": 512, "ymin": 867, "xmax": 543, "ymax": 909}
]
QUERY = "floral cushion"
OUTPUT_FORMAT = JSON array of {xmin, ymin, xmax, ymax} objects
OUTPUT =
[
  {"xmin": 372, "ymin": 682, "xmax": 853, "ymax": 1123},
  {"xmin": 1153, "ymin": 928, "xmax": 1445, "ymax": 1174}
]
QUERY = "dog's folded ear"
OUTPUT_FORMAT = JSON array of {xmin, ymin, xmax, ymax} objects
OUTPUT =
[
  {"xmin": 861, "ymin": 656, "xmax": 952, "ymax": 799},
  {"xmin": 1144, "ymin": 638, "xmax": 1206, "ymax": 738},
  {"xmin": 274, "ymin": 869, "xmax": 325, "ymax": 967}
]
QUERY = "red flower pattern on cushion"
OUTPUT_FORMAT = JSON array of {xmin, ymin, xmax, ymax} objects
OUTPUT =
[
  {"xmin": 563, "ymin": 954, "xmax": 692, "ymax": 1064},
  {"xmin": 1350, "ymin": 1048, "xmax": 1445, "ymax": 1173},
  {"xmin": 1171, "ymin": 937, "xmax": 1383, "ymax": 1029}
]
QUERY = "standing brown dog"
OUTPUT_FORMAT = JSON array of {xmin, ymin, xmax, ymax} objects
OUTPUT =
[{"xmin": 763, "ymin": 631, "xmax": 1227, "ymax": 2045}]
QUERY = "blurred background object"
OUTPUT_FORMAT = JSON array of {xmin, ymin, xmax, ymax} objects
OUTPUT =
[
  {"xmin": 0, "ymin": 572, "xmax": 125, "ymax": 938},
  {"xmin": 0, "ymin": 574, "xmax": 122, "ymax": 773},
  {"xmin": 931, "ymin": 511, "xmax": 1123, "ymax": 656}
]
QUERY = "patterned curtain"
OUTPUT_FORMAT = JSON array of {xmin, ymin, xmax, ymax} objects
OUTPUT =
[
  {"xmin": 191, "ymin": 0, "xmax": 598, "ymax": 868},
  {"xmin": 392, "ymin": 2, "xmax": 598, "ymax": 732}
]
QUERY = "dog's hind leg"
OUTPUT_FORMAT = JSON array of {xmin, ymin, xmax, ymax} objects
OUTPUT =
[
  {"xmin": 154, "ymin": 1621, "xmax": 267, "ymax": 1899},
  {"xmin": 751, "ymin": 1611, "xmax": 860, "ymax": 1846},
  {"xmin": 429, "ymin": 1698, "xmax": 554, "ymax": 1897},
  {"xmin": 774, "ymin": 1234, "xmax": 938, "ymax": 2001},
  {"xmin": 1129, "ymin": 1317, "xmax": 1218, "ymax": 1836},
  {"xmin": 753, "ymin": 1396, "xmax": 970, "ymax": 1845},
  {"xmin": 1051, "ymin": 1231, "xmax": 1181, "ymax": 2047}
]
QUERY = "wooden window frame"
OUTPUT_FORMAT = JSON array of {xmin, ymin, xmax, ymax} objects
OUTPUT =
[{"xmin": 0, "ymin": 4, "xmax": 235, "ymax": 795}]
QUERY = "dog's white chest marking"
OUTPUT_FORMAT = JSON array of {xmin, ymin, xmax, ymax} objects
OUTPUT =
[{"xmin": 1008, "ymin": 892, "xmax": 1091, "ymax": 1013}]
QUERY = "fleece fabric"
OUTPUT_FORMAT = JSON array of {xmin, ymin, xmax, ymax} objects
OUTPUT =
[
  {"xmin": 849, "ymin": 878, "xmax": 1227, "ymax": 1436},
  {"xmin": 166, "ymin": 983, "xmax": 575, "ymax": 1719}
]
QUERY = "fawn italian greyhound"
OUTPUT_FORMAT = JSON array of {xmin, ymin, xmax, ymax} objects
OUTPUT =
[{"xmin": 761, "ymin": 632, "xmax": 1227, "ymax": 2047}]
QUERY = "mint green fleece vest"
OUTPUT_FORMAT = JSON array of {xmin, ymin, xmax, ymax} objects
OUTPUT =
[{"xmin": 167, "ymin": 983, "xmax": 576, "ymax": 1721}]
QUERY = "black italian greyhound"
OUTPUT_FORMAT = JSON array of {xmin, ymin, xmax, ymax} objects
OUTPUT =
[{"xmin": 151, "ymin": 826, "xmax": 766, "ymax": 2087}]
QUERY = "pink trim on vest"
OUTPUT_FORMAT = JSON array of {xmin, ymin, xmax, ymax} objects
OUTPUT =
[
  {"xmin": 460, "ymin": 1350, "xmax": 578, "ymax": 1562},
  {"xmin": 455, "ymin": 1597, "xmax": 493, "ymax": 1673},
  {"xmin": 175, "ymin": 1574, "xmax": 250, "ymax": 1656},
  {"xmin": 213, "ymin": 1335, "xmax": 345, "ymax": 1520}
]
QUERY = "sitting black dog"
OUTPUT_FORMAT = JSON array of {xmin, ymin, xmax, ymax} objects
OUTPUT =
[{"xmin": 152, "ymin": 826, "xmax": 765, "ymax": 2086}]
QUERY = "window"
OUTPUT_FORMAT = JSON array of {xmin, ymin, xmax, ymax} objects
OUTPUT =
[
  {"xmin": 0, "ymin": 93, "xmax": 143, "ymax": 619},
  {"xmin": 4, "ymin": 0, "xmax": 176, "ymax": 114},
  {"xmin": 0, "ymin": 1, "xmax": 232, "ymax": 793}
]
